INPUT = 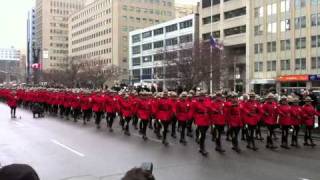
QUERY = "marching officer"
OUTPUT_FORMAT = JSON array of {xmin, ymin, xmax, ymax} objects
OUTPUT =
[
  {"xmin": 105, "ymin": 92, "xmax": 117, "ymax": 132},
  {"xmin": 136, "ymin": 92, "xmax": 152, "ymax": 140},
  {"xmin": 175, "ymin": 92, "xmax": 190, "ymax": 145},
  {"xmin": 155, "ymin": 91, "xmax": 173, "ymax": 146},
  {"xmin": 278, "ymin": 96, "xmax": 291, "ymax": 149},
  {"xmin": 81, "ymin": 92, "xmax": 92, "ymax": 124},
  {"xmin": 290, "ymin": 97, "xmax": 302, "ymax": 147},
  {"xmin": 120, "ymin": 94, "xmax": 134, "ymax": 136},
  {"xmin": 92, "ymin": 92, "xmax": 105, "ymax": 129},
  {"xmin": 242, "ymin": 92, "xmax": 260, "ymax": 151},
  {"xmin": 225, "ymin": 93, "xmax": 242, "ymax": 153},
  {"xmin": 301, "ymin": 96, "xmax": 319, "ymax": 147},
  {"xmin": 193, "ymin": 91, "xmax": 210, "ymax": 156},
  {"xmin": 262, "ymin": 93, "xmax": 278, "ymax": 149},
  {"xmin": 7, "ymin": 91, "xmax": 18, "ymax": 118},
  {"xmin": 211, "ymin": 92, "xmax": 226, "ymax": 152}
]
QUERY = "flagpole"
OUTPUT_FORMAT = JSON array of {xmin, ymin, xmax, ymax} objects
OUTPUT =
[{"xmin": 210, "ymin": 0, "xmax": 213, "ymax": 94}]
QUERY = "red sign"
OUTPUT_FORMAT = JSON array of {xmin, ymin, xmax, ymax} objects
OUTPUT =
[{"xmin": 277, "ymin": 75, "xmax": 309, "ymax": 82}]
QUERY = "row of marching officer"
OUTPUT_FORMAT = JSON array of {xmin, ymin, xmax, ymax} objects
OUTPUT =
[{"xmin": 0, "ymin": 88, "xmax": 318, "ymax": 157}]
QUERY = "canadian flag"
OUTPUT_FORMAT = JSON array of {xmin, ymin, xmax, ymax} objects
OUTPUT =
[{"xmin": 31, "ymin": 63, "xmax": 41, "ymax": 69}]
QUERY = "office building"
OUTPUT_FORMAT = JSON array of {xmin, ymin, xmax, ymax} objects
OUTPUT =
[
  {"xmin": 0, "ymin": 47, "xmax": 21, "ymax": 83},
  {"xmin": 27, "ymin": 8, "xmax": 36, "ymax": 81},
  {"xmin": 129, "ymin": 14, "xmax": 199, "ymax": 89}
]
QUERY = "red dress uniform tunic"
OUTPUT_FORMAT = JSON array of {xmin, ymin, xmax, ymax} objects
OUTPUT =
[
  {"xmin": 137, "ymin": 98, "xmax": 152, "ymax": 121},
  {"xmin": 156, "ymin": 98, "xmax": 173, "ymax": 121},
  {"xmin": 290, "ymin": 105, "xmax": 302, "ymax": 126},
  {"xmin": 92, "ymin": 95, "xmax": 105, "ymax": 112},
  {"xmin": 176, "ymin": 99, "xmax": 191, "ymax": 122},
  {"xmin": 261, "ymin": 102, "xmax": 278, "ymax": 125},
  {"xmin": 211, "ymin": 99, "xmax": 225, "ymax": 126},
  {"xmin": 225, "ymin": 102, "xmax": 242, "ymax": 127},
  {"xmin": 301, "ymin": 104, "xmax": 320, "ymax": 126},
  {"xmin": 242, "ymin": 100, "xmax": 260, "ymax": 126},
  {"xmin": 193, "ymin": 100, "xmax": 210, "ymax": 126},
  {"xmin": 105, "ymin": 95, "xmax": 116, "ymax": 113},
  {"xmin": 80, "ymin": 95, "xmax": 92, "ymax": 111},
  {"xmin": 277, "ymin": 104, "xmax": 292, "ymax": 126},
  {"xmin": 7, "ymin": 94, "xmax": 18, "ymax": 108},
  {"xmin": 71, "ymin": 94, "xmax": 81, "ymax": 109},
  {"xmin": 120, "ymin": 98, "xmax": 133, "ymax": 118}
]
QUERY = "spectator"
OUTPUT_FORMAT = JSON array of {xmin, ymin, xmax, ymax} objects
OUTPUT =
[{"xmin": 0, "ymin": 164, "xmax": 40, "ymax": 180}]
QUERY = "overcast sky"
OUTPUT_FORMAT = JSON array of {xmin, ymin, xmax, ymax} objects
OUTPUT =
[{"xmin": 0, "ymin": 0, "xmax": 199, "ymax": 53}]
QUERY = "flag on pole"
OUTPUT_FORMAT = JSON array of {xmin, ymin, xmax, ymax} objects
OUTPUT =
[{"xmin": 209, "ymin": 35, "xmax": 224, "ymax": 50}]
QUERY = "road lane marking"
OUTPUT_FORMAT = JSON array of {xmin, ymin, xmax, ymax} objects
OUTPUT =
[
  {"xmin": 299, "ymin": 178, "xmax": 311, "ymax": 180},
  {"xmin": 14, "ymin": 121, "xmax": 24, "ymax": 127},
  {"xmin": 51, "ymin": 139, "xmax": 85, "ymax": 157}
]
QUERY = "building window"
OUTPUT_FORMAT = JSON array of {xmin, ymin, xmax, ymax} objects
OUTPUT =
[
  {"xmin": 202, "ymin": 16, "xmax": 211, "ymax": 25},
  {"xmin": 295, "ymin": 16, "xmax": 306, "ymax": 29},
  {"xmin": 224, "ymin": 7, "xmax": 246, "ymax": 19},
  {"xmin": 280, "ymin": 19, "xmax": 290, "ymax": 32},
  {"xmin": 132, "ymin": 69, "xmax": 141, "ymax": 80},
  {"xmin": 202, "ymin": 14, "xmax": 220, "ymax": 25},
  {"xmin": 165, "ymin": 37, "xmax": 178, "ymax": 46},
  {"xmin": 132, "ymin": 34, "xmax": 140, "ymax": 43},
  {"xmin": 154, "ymin": 54, "xmax": 164, "ymax": 61},
  {"xmin": 153, "ymin": 28, "xmax": 163, "ymax": 36},
  {"xmin": 311, "ymin": 13, "xmax": 320, "ymax": 26},
  {"xmin": 295, "ymin": 0, "xmax": 306, "ymax": 8},
  {"xmin": 142, "ymin": 56, "xmax": 152, "ymax": 63},
  {"xmin": 254, "ymin": 43, "xmax": 263, "ymax": 54},
  {"xmin": 295, "ymin": 37, "xmax": 306, "ymax": 49},
  {"xmin": 254, "ymin": 25, "xmax": 263, "ymax": 36},
  {"xmin": 142, "ymin": 43, "xmax": 152, "ymax": 51},
  {"xmin": 267, "ymin": 3, "xmax": 277, "ymax": 15},
  {"xmin": 165, "ymin": 24, "xmax": 178, "ymax": 32},
  {"xmin": 142, "ymin": 31, "xmax": 152, "ymax": 38},
  {"xmin": 202, "ymin": 0, "xmax": 220, "ymax": 8},
  {"xmin": 132, "ymin": 57, "xmax": 141, "ymax": 66},
  {"xmin": 202, "ymin": 33, "xmax": 210, "ymax": 40},
  {"xmin": 180, "ymin": 20, "xmax": 192, "ymax": 29},
  {"xmin": 280, "ymin": 0, "xmax": 290, "ymax": 12},
  {"xmin": 180, "ymin": 34, "xmax": 193, "ymax": 43},
  {"xmin": 132, "ymin": 46, "xmax": 141, "ymax": 54},
  {"xmin": 267, "ymin": 22, "xmax": 277, "ymax": 33},
  {"xmin": 280, "ymin": 59, "xmax": 290, "ymax": 70},
  {"xmin": 254, "ymin": 7, "xmax": 263, "ymax": 18},
  {"xmin": 154, "ymin": 40, "xmax": 164, "ymax": 48},
  {"xmin": 142, "ymin": 68, "xmax": 152, "ymax": 79},
  {"xmin": 311, "ymin": 35, "xmax": 320, "ymax": 48},
  {"xmin": 254, "ymin": 62, "xmax": 263, "ymax": 72},
  {"xmin": 267, "ymin": 41, "xmax": 277, "ymax": 52},
  {"xmin": 224, "ymin": 25, "xmax": 246, "ymax": 36},
  {"xmin": 267, "ymin": 60, "xmax": 277, "ymax": 71},
  {"xmin": 280, "ymin": 39, "xmax": 291, "ymax": 51},
  {"xmin": 311, "ymin": 57, "xmax": 320, "ymax": 69},
  {"xmin": 295, "ymin": 58, "xmax": 306, "ymax": 70}
]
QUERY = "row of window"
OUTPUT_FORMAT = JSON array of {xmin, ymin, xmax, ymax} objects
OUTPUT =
[
  {"xmin": 50, "ymin": 22, "xmax": 68, "ymax": 29},
  {"xmin": 254, "ymin": 0, "xmax": 319, "ymax": 18},
  {"xmin": 50, "ymin": 29, "xmax": 68, "ymax": 35},
  {"xmin": 202, "ymin": 7, "xmax": 246, "ymax": 25},
  {"xmin": 71, "ymin": 48, "xmax": 112, "ymax": 60},
  {"xmin": 132, "ymin": 20, "xmax": 193, "ymax": 43},
  {"xmin": 254, "ymin": 35, "xmax": 320, "ymax": 54},
  {"xmin": 201, "ymin": 26, "xmax": 245, "ymax": 40},
  {"xmin": 132, "ymin": 66, "xmax": 178, "ymax": 80},
  {"xmin": 50, "ymin": 42, "xmax": 68, "ymax": 49},
  {"xmin": 50, "ymin": 9, "xmax": 70, "ymax": 16},
  {"xmin": 71, "ymin": 19, "xmax": 111, "ymax": 38},
  {"xmin": 77, "ymin": 59, "xmax": 112, "ymax": 67},
  {"xmin": 50, "ymin": 1, "xmax": 82, "ymax": 10},
  {"xmin": 71, "ymin": 0, "xmax": 111, "ymax": 22},
  {"xmin": 122, "ymin": 16, "xmax": 160, "ymax": 26},
  {"xmin": 254, "ymin": 14, "xmax": 320, "ymax": 36},
  {"xmin": 122, "ymin": 5, "xmax": 173, "ymax": 17},
  {"xmin": 254, "ymin": 56, "xmax": 320, "ymax": 72},
  {"xmin": 132, "ymin": 34, "xmax": 193, "ymax": 54},
  {"xmin": 71, "ymin": 38, "xmax": 112, "ymax": 53},
  {"xmin": 71, "ymin": 9, "xmax": 112, "ymax": 30},
  {"xmin": 71, "ymin": 28, "xmax": 112, "ymax": 45}
]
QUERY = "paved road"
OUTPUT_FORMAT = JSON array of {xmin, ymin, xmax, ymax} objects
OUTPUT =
[{"xmin": 0, "ymin": 103, "xmax": 319, "ymax": 180}]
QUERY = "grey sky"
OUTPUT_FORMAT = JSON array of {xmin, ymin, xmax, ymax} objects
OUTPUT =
[{"xmin": 0, "ymin": 0, "xmax": 199, "ymax": 53}]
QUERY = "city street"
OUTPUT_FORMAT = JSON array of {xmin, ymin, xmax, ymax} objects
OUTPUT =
[{"xmin": 0, "ymin": 103, "xmax": 320, "ymax": 180}]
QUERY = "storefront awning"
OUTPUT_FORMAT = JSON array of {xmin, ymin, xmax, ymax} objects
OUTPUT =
[
  {"xmin": 277, "ymin": 75, "xmax": 309, "ymax": 82},
  {"xmin": 250, "ymin": 79, "xmax": 276, "ymax": 84}
]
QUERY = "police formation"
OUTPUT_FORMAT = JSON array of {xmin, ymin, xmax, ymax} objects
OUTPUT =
[{"xmin": 0, "ymin": 88, "xmax": 318, "ymax": 157}]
